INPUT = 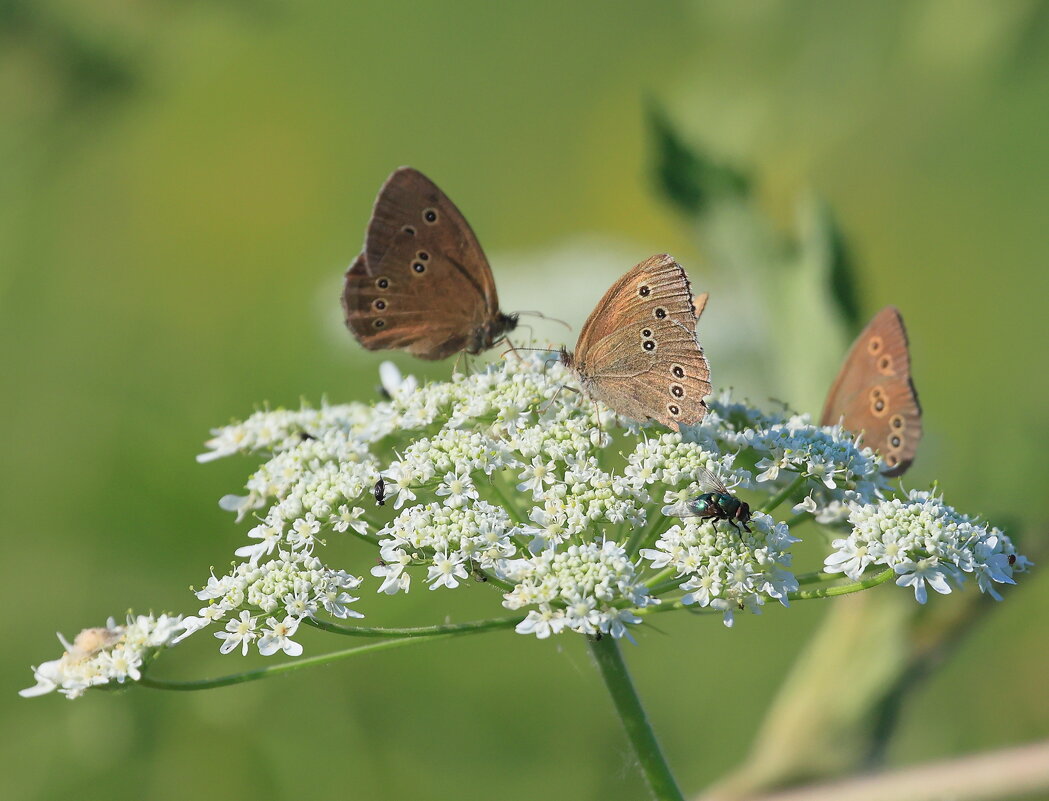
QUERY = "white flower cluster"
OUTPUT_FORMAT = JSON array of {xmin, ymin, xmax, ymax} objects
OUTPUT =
[
  {"xmin": 21, "ymin": 614, "xmax": 184, "ymax": 700},
  {"xmin": 503, "ymin": 541, "xmax": 656, "ymax": 639},
  {"xmin": 178, "ymin": 549, "xmax": 364, "ymax": 654},
  {"xmin": 825, "ymin": 490, "xmax": 1031, "ymax": 603},
  {"xmin": 372, "ymin": 502, "xmax": 518, "ymax": 593},
  {"xmin": 641, "ymin": 513, "xmax": 800, "ymax": 626}
]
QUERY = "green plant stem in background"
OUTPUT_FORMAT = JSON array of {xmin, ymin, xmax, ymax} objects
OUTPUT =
[
  {"xmin": 306, "ymin": 614, "xmax": 524, "ymax": 638},
  {"xmin": 759, "ymin": 474, "xmax": 807, "ymax": 515},
  {"xmin": 790, "ymin": 568, "xmax": 894, "ymax": 600},
  {"xmin": 139, "ymin": 635, "xmax": 460, "ymax": 692},
  {"xmin": 588, "ymin": 635, "xmax": 686, "ymax": 801}
]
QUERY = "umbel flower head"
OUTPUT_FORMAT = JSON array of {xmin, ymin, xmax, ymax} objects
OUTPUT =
[
  {"xmin": 23, "ymin": 355, "xmax": 1028, "ymax": 698},
  {"xmin": 21, "ymin": 614, "xmax": 184, "ymax": 700}
]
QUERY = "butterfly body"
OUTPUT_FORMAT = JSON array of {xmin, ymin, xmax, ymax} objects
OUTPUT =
[
  {"xmin": 562, "ymin": 254, "xmax": 711, "ymax": 431},
  {"xmin": 343, "ymin": 168, "xmax": 517, "ymax": 360},
  {"xmin": 821, "ymin": 306, "xmax": 921, "ymax": 477}
]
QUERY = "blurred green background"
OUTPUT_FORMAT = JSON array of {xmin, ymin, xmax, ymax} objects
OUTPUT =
[{"xmin": 4, "ymin": 2, "xmax": 1048, "ymax": 799}]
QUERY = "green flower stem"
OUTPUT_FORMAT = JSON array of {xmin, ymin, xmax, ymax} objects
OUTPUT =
[
  {"xmin": 487, "ymin": 474, "xmax": 533, "ymax": 553},
  {"xmin": 140, "ymin": 634, "xmax": 458, "ymax": 692},
  {"xmin": 346, "ymin": 524, "xmax": 383, "ymax": 548},
  {"xmin": 626, "ymin": 512, "xmax": 668, "ymax": 558},
  {"xmin": 788, "ymin": 567, "xmax": 895, "ymax": 599},
  {"xmin": 643, "ymin": 565, "xmax": 677, "ymax": 589},
  {"xmin": 305, "ymin": 614, "xmax": 524, "ymax": 638},
  {"xmin": 759, "ymin": 473, "xmax": 808, "ymax": 515},
  {"xmin": 795, "ymin": 569, "xmax": 842, "ymax": 585},
  {"xmin": 639, "ymin": 567, "xmax": 896, "ymax": 615},
  {"xmin": 647, "ymin": 577, "xmax": 689, "ymax": 596},
  {"xmin": 587, "ymin": 635, "xmax": 685, "ymax": 801}
]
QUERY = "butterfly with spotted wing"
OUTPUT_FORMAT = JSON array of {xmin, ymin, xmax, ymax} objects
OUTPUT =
[
  {"xmin": 561, "ymin": 254, "xmax": 711, "ymax": 431},
  {"xmin": 342, "ymin": 168, "xmax": 517, "ymax": 360},
  {"xmin": 821, "ymin": 306, "xmax": 922, "ymax": 476}
]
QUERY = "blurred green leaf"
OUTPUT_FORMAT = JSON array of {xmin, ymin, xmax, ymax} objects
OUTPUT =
[{"xmin": 647, "ymin": 99, "xmax": 749, "ymax": 216}]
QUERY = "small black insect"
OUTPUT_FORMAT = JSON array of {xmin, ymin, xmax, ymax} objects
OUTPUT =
[
  {"xmin": 671, "ymin": 466, "xmax": 752, "ymax": 534},
  {"xmin": 374, "ymin": 477, "xmax": 386, "ymax": 507}
]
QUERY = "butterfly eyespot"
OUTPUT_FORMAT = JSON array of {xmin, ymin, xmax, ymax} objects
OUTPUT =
[
  {"xmin": 867, "ymin": 336, "xmax": 883, "ymax": 355},
  {"xmin": 643, "ymin": 340, "xmax": 656, "ymax": 352},
  {"xmin": 890, "ymin": 415, "xmax": 904, "ymax": 429},
  {"xmin": 654, "ymin": 307, "xmax": 667, "ymax": 319},
  {"xmin": 638, "ymin": 285, "xmax": 651, "ymax": 297},
  {"xmin": 885, "ymin": 453, "xmax": 899, "ymax": 467},
  {"xmin": 872, "ymin": 398, "xmax": 886, "ymax": 414},
  {"xmin": 670, "ymin": 384, "xmax": 684, "ymax": 398},
  {"xmin": 423, "ymin": 208, "xmax": 438, "ymax": 224},
  {"xmin": 374, "ymin": 319, "xmax": 386, "ymax": 328},
  {"xmin": 412, "ymin": 262, "xmax": 426, "ymax": 274},
  {"xmin": 878, "ymin": 355, "xmax": 894, "ymax": 374},
  {"xmin": 376, "ymin": 277, "xmax": 390, "ymax": 289},
  {"xmin": 671, "ymin": 365, "xmax": 685, "ymax": 378},
  {"xmin": 667, "ymin": 404, "xmax": 680, "ymax": 416},
  {"xmin": 417, "ymin": 251, "xmax": 430, "ymax": 261},
  {"xmin": 402, "ymin": 225, "xmax": 416, "ymax": 236},
  {"xmin": 641, "ymin": 328, "xmax": 653, "ymax": 338},
  {"xmin": 373, "ymin": 299, "xmax": 387, "ymax": 310},
  {"xmin": 890, "ymin": 435, "xmax": 903, "ymax": 449},
  {"xmin": 870, "ymin": 385, "xmax": 884, "ymax": 399}
]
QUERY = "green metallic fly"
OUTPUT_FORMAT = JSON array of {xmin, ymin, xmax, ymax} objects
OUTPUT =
[{"xmin": 665, "ymin": 466, "xmax": 752, "ymax": 534}]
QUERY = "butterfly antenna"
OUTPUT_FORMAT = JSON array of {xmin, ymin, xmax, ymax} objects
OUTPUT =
[{"xmin": 514, "ymin": 310, "xmax": 572, "ymax": 331}]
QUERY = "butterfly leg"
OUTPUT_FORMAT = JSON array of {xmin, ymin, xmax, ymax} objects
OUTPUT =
[{"xmin": 499, "ymin": 336, "xmax": 525, "ymax": 364}]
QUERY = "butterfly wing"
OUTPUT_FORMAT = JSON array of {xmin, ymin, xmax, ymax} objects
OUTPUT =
[
  {"xmin": 342, "ymin": 233, "xmax": 490, "ymax": 360},
  {"xmin": 821, "ymin": 306, "xmax": 922, "ymax": 476},
  {"xmin": 342, "ymin": 168, "xmax": 503, "ymax": 359},
  {"xmin": 572, "ymin": 254, "xmax": 711, "ymax": 430},
  {"xmin": 363, "ymin": 167, "xmax": 501, "ymax": 314}
]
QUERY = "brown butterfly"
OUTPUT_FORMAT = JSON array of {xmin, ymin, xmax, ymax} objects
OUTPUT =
[
  {"xmin": 560, "ymin": 254, "xmax": 711, "ymax": 431},
  {"xmin": 342, "ymin": 168, "xmax": 518, "ymax": 360},
  {"xmin": 821, "ymin": 306, "xmax": 922, "ymax": 476}
]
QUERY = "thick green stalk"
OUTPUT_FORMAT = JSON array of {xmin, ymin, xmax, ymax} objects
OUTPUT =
[{"xmin": 588, "ymin": 635, "xmax": 685, "ymax": 801}]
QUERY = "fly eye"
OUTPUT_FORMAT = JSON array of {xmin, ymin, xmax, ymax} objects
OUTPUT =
[
  {"xmin": 373, "ymin": 299, "xmax": 387, "ymax": 310},
  {"xmin": 638, "ymin": 285, "xmax": 651, "ymax": 297},
  {"xmin": 374, "ymin": 319, "xmax": 386, "ymax": 328},
  {"xmin": 643, "ymin": 340, "xmax": 656, "ymax": 351},
  {"xmin": 641, "ymin": 328, "xmax": 653, "ymax": 338},
  {"xmin": 376, "ymin": 277, "xmax": 390, "ymax": 289},
  {"xmin": 412, "ymin": 262, "xmax": 426, "ymax": 273},
  {"xmin": 672, "ymin": 365, "xmax": 685, "ymax": 378},
  {"xmin": 670, "ymin": 384, "xmax": 684, "ymax": 398},
  {"xmin": 417, "ymin": 251, "xmax": 430, "ymax": 261},
  {"xmin": 867, "ymin": 336, "xmax": 883, "ymax": 355},
  {"xmin": 423, "ymin": 208, "xmax": 438, "ymax": 223},
  {"xmin": 654, "ymin": 307, "xmax": 667, "ymax": 319},
  {"xmin": 402, "ymin": 226, "xmax": 416, "ymax": 236},
  {"xmin": 667, "ymin": 403, "xmax": 680, "ymax": 416}
]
